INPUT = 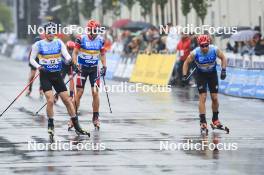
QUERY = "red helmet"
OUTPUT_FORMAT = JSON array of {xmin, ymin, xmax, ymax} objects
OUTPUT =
[
  {"xmin": 66, "ymin": 41, "xmax": 75, "ymax": 49},
  {"xmin": 87, "ymin": 19, "xmax": 100, "ymax": 29},
  {"xmin": 197, "ymin": 35, "xmax": 210, "ymax": 45}
]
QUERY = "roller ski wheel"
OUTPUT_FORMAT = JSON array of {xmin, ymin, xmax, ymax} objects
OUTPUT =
[
  {"xmin": 210, "ymin": 120, "xmax": 230, "ymax": 134},
  {"xmin": 200, "ymin": 123, "xmax": 208, "ymax": 135},
  {"xmin": 93, "ymin": 115, "xmax": 100, "ymax": 130}
]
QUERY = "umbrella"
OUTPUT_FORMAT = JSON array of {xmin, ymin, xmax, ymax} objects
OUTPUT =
[
  {"xmin": 112, "ymin": 19, "xmax": 131, "ymax": 28},
  {"xmin": 230, "ymin": 30, "xmax": 258, "ymax": 41},
  {"xmin": 121, "ymin": 21, "xmax": 155, "ymax": 32}
]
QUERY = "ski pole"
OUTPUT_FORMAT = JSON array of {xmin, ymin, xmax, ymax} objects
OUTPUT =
[
  {"xmin": 102, "ymin": 76, "xmax": 112, "ymax": 113},
  {"xmin": 186, "ymin": 67, "xmax": 197, "ymax": 80},
  {"xmin": 35, "ymin": 72, "xmax": 77, "ymax": 115},
  {"xmin": 0, "ymin": 73, "xmax": 40, "ymax": 117}
]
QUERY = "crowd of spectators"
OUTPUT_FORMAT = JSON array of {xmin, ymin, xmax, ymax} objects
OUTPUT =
[{"xmin": 226, "ymin": 32, "xmax": 264, "ymax": 56}]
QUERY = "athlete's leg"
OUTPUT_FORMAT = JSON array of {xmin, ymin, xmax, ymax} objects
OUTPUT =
[
  {"xmin": 91, "ymin": 86, "xmax": 100, "ymax": 113},
  {"xmin": 59, "ymin": 91, "xmax": 76, "ymax": 117},
  {"xmin": 199, "ymin": 93, "xmax": 207, "ymax": 115},
  {"xmin": 44, "ymin": 90, "xmax": 55, "ymax": 136},
  {"xmin": 44, "ymin": 90, "xmax": 55, "ymax": 118},
  {"xmin": 196, "ymin": 71, "xmax": 208, "ymax": 130},
  {"xmin": 27, "ymin": 69, "xmax": 36, "ymax": 95},
  {"xmin": 89, "ymin": 67, "xmax": 100, "ymax": 114},
  {"xmin": 210, "ymin": 93, "xmax": 219, "ymax": 121},
  {"xmin": 89, "ymin": 67, "xmax": 100, "ymax": 128},
  {"xmin": 52, "ymin": 72, "xmax": 89, "ymax": 135},
  {"xmin": 208, "ymin": 71, "xmax": 219, "ymax": 122},
  {"xmin": 75, "ymin": 88, "xmax": 84, "ymax": 111},
  {"xmin": 40, "ymin": 71, "xmax": 53, "ymax": 117},
  {"xmin": 75, "ymin": 70, "xmax": 88, "ymax": 111}
]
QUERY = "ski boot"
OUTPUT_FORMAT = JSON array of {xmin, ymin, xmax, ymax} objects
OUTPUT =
[
  {"xmin": 48, "ymin": 121, "xmax": 55, "ymax": 143},
  {"xmin": 200, "ymin": 122, "xmax": 208, "ymax": 135},
  {"xmin": 71, "ymin": 117, "xmax": 90, "ymax": 137},
  {"xmin": 210, "ymin": 120, "xmax": 229, "ymax": 134},
  {"xmin": 92, "ymin": 114, "xmax": 100, "ymax": 130}
]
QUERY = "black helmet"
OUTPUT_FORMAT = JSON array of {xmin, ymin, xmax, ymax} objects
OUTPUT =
[{"xmin": 43, "ymin": 22, "xmax": 57, "ymax": 34}]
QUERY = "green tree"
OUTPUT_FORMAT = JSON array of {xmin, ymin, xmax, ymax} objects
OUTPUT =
[
  {"xmin": 80, "ymin": 0, "xmax": 95, "ymax": 20},
  {"xmin": 192, "ymin": 0, "xmax": 208, "ymax": 24},
  {"xmin": 137, "ymin": 0, "xmax": 153, "ymax": 21},
  {"xmin": 0, "ymin": 3, "xmax": 13, "ymax": 32},
  {"xmin": 181, "ymin": 0, "xmax": 192, "ymax": 25},
  {"xmin": 123, "ymin": 0, "xmax": 136, "ymax": 19},
  {"xmin": 155, "ymin": 0, "xmax": 168, "ymax": 25},
  {"xmin": 112, "ymin": 0, "xmax": 121, "ymax": 17},
  {"xmin": 56, "ymin": 0, "xmax": 80, "ymax": 25}
]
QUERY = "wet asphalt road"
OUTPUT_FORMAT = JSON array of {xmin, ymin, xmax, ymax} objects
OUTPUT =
[{"xmin": 0, "ymin": 56, "xmax": 264, "ymax": 175}]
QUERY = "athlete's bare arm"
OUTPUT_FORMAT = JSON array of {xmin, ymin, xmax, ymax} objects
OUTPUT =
[
  {"xmin": 183, "ymin": 52, "xmax": 195, "ymax": 76},
  {"xmin": 217, "ymin": 49, "xmax": 227, "ymax": 70},
  {"xmin": 72, "ymin": 47, "xmax": 79, "ymax": 65},
  {"xmin": 100, "ymin": 54, "xmax": 106, "ymax": 67}
]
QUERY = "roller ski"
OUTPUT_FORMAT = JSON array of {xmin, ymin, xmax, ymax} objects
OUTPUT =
[
  {"xmin": 48, "ymin": 120, "xmax": 55, "ymax": 143},
  {"xmin": 200, "ymin": 122, "xmax": 208, "ymax": 135},
  {"xmin": 71, "ymin": 117, "xmax": 90, "ymax": 137},
  {"xmin": 92, "ymin": 114, "xmax": 100, "ymax": 130},
  {"xmin": 210, "ymin": 120, "xmax": 230, "ymax": 134}
]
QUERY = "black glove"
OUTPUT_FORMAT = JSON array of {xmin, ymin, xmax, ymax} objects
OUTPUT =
[
  {"xmin": 220, "ymin": 69, "xmax": 226, "ymax": 80},
  {"xmin": 38, "ymin": 65, "xmax": 46, "ymax": 72},
  {"xmin": 72, "ymin": 63, "xmax": 81, "ymax": 73},
  {"xmin": 182, "ymin": 75, "xmax": 188, "ymax": 83},
  {"xmin": 100, "ymin": 66, "xmax": 107, "ymax": 77}
]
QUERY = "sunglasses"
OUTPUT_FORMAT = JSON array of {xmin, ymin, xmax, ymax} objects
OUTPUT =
[{"xmin": 200, "ymin": 44, "xmax": 209, "ymax": 48}]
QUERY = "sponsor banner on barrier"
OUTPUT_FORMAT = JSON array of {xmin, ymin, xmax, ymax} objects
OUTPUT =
[
  {"xmin": 218, "ymin": 65, "xmax": 264, "ymax": 99},
  {"xmin": 255, "ymin": 71, "xmax": 264, "ymax": 99},
  {"xmin": 105, "ymin": 52, "xmax": 121, "ymax": 80},
  {"xmin": 11, "ymin": 45, "xmax": 28, "ymax": 61},
  {"xmin": 122, "ymin": 57, "xmax": 136, "ymax": 79},
  {"xmin": 130, "ymin": 54, "xmax": 177, "ymax": 85},
  {"xmin": 129, "ymin": 54, "xmax": 147, "ymax": 83},
  {"xmin": 224, "ymin": 52, "xmax": 264, "ymax": 69},
  {"xmin": 113, "ymin": 56, "xmax": 126, "ymax": 78},
  {"xmin": 112, "ymin": 55, "xmax": 136, "ymax": 81}
]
